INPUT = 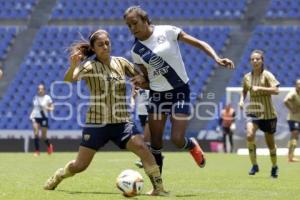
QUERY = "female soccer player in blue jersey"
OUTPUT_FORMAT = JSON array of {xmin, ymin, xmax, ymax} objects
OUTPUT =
[{"xmin": 124, "ymin": 6, "xmax": 234, "ymax": 173}]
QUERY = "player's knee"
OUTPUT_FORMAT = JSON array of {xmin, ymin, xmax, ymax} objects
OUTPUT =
[
  {"xmin": 246, "ymin": 134, "xmax": 254, "ymax": 141},
  {"xmin": 246, "ymin": 131, "xmax": 254, "ymax": 140}
]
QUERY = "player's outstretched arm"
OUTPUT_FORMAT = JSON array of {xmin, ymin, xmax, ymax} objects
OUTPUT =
[{"xmin": 178, "ymin": 31, "xmax": 234, "ymax": 69}]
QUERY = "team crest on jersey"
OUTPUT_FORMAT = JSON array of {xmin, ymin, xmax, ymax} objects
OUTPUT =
[
  {"xmin": 157, "ymin": 35, "xmax": 166, "ymax": 44},
  {"xmin": 83, "ymin": 134, "xmax": 91, "ymax": 141}
]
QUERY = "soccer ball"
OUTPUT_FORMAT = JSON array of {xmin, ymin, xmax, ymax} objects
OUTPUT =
[{"xmin": 116, "ymin": 169, "xmax": 144, "ymax": 197}]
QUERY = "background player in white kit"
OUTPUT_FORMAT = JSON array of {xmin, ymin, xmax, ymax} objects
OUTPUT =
[{"xmin": 30, "ymin": 83, "xmax": 54, "ymax": 156}]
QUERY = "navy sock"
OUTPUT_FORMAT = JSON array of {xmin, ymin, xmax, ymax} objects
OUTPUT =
[{"xmin": 151, "ymin": 147, "xmax": 163, "ymax": 174}]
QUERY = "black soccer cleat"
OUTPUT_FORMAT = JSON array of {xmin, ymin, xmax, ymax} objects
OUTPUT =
[
  {"xmin": 248, "ymin": 164, "xmax": 259, "ymax": 175},
  {"xmin": 271, "ymin": 166, "xmax": 278, "ymax": 178}
]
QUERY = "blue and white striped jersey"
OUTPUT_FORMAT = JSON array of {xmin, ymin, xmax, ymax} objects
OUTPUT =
[{"xmin": 131, "ymin": 25, "xmax": 189, "ymax": 91}]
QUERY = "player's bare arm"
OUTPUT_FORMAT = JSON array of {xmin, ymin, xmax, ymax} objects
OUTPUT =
[
  {"xmin": 239, "ymin": 89, "xmax": 247, "ymax": 110},
  {"xmin": 178, "ymin": 31, "xmax": 234, "ymax": 69}
]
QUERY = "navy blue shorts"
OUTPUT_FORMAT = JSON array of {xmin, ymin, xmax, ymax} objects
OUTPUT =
[
  {"xmin": 148, "ymin": 83, "xmax": 191, "ymax": 115},
  {"xmin": 80, "ymin": 122, "xmax": 141, "ymax": 150},
  {"xmin": 33, "ymin": 118, "xmax": 48, "ymax": 128},
  {"xmin": 288, "ymin": 120, "xmax": 300, "ymax": 132},
  {"xmin": 247, "ymin": 115, "xmax": 277, "ymax": 134}
]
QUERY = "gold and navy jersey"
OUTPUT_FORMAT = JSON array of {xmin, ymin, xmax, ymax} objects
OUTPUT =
[
  {"xmin": 284, "ymin": 89, "xmax": 300, "ymax": 121},
  {"xmin": 78, "ymin": 56, "xmax": 137, "ymax": 124},
  {"xmin": 242, "ymin": 69, "xmax": 280, "ymax": 120}
]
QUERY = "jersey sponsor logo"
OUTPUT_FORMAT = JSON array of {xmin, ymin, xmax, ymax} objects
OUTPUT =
[
  {"xmin": 149, "ymin": 55, "xmax": 164, "ymax": 69},
  {"xmin": 106, "ymin": 75, "xmax": 123, "ymax": 81},
  {"xmin": 153, "ymin": 66, "xmax": 170, "ymax": 77}
]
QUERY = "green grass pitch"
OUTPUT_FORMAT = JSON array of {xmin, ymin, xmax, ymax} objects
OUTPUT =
[{"xmin": 0, "ymin": 152, "xmax": 300, "ymax": 200}]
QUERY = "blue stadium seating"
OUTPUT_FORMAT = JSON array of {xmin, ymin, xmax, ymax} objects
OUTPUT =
[
  {"xmin": 0, "ymin": 25, "xmax": 230, "ymax": 130},
  {"xmin": 0, "ymin": 0, "xmax": 38, "ymax": 19},
  {"xmin": 266, "ymin": 0, "xmax": 300, "ymax": 19},
  {"xmin": 50, "ymin": 0, "xmax": 248, "ymax": 20},
  {"xmin": 0, "ymin": 26, "xmax": 18, "ymax": 60},
  {"xmin": 230, "ymin": 25, "xmax": 300, "ymax": 87}
]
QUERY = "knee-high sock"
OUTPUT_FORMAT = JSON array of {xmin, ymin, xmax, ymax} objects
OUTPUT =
[
  {"xmin": 144, "ymin": 165, "xmax": 164, "ymax": 191},
  {"xmin": 247, "ymin": 141, "xmax": 257, "ymax": 165},
  {"xmin": 151, "ymin": 147, "xmax": 163, "ymax": 174},
  {"xmin": 34, "ymin": 136, "xmax": 40, "ymax": 151},
  {"xmin": 269, "ymin": 148, "xmax": 277, "ymax": 167},
  {"xmin": 288, "ymin": 139, "xmax": 297, "ymax": 159}
]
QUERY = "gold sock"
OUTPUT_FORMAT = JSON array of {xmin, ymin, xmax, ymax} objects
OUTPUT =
[
  {"xmin": 62, "ymin": 160, "xmax": 75, "ymax": 178},
  {"xmin": 288, "ymin": 139, "xmax": 297, "ymax": 159},
  {"xmin": 269, "ymin": 148, "xmax": 277, "ymax": 166},
  {"xmin": 144, "ymin": 165, "xmax": 164, "ymax": 191},
  {"xmin": 247, "ymin": 141, "xmax": 257, "ymax": 165}
]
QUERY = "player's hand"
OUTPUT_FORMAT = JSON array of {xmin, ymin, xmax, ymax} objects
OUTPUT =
[
  {"xmin": 216, "ymin": 58, "xmax": 235, "ymax": 69},
  {"xmin": 239, "ymin": 101, "xmax": 244, "ymax": 110},
  {"xmin": 131, "ymin": 75, "xmax": 146, "ymax": 87},
  {"xmin": 69, "ymin": 52, "xmax": 83, "ymax": 66}
]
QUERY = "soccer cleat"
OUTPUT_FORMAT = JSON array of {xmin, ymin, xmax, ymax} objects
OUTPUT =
[
  {"xmin": 34, "ymin": 151, "xmax": 40, "ymax": 157},
  {"xmin": 43, "ymin": 168, "xmax": 64, "ymax": 190},
  {"xmin": 271, "ymin": 166, "xmax": 278, "ymax": 178},
  {"xmin": 135, "ymin": 160, "xmax": 143, "ymax": 168},
  {"xmin": 47, "ymin": 144, "xmax": 53, "ymax": 155},
  {"xmin": 288, "ymin": 157, "xmax": 300, "ymax": 162},
  {"xmin": 189, "ymin": 138, "xmax": 206, "ymax": 168},
  {"xmin": 146, "ymin": 189, "xmax": 169, "ymax": 196},
  {"xmin": 248, "ymin": 164, "xmax": 259, "ymax": 175}
]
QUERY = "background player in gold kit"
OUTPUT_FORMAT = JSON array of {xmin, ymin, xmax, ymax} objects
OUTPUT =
[
  {"xmin": 284, "ymin": 79, "xmax": 300, "ymax": 162},
  {"xmin": 239, "ymin": 50, "xmax": 280, "ymax": 178}
]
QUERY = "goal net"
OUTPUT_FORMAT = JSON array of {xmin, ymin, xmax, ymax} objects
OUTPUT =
[{"xmin": 226, "ymin": 87, "xmax": 293, "ymax": 148}]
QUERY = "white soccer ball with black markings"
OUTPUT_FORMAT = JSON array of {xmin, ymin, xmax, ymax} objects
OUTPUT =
[{"xmin": 116, "ymin": 169, "xmax": 144, "ymax": 197}]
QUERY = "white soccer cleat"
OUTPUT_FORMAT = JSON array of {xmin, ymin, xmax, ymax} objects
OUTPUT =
[{"xmin": 43, "ymin": 168, "xmax": 64, "ymax": 190}]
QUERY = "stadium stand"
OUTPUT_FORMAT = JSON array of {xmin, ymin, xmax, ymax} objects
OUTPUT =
[
  {"xmin": 0, "ymin": 0, "xmax": 38, "ymax": 19},
  {"xmin": 230, "ymin": 25, "xmax": 300, "ymax": 87},
  {"xmin": 0, "ymin": 25, "xmax": 230, "ymax": 131},
  {"xmin": 0, "ymin": 26, "xmax": 19, "ymax": 60},
  {"xmin": 50, "ymin": 0, "xmax": 248, "ymax": 20},
  {"xmin": 266, "ymin": 0, "xmax": 300, "ymax": 19}
]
